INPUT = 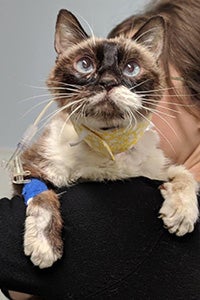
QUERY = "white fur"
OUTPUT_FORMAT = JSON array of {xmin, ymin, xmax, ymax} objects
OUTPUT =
[
  {"xmin": 40, "ymin": 115, "xmax": 167, "ymax": 186},
  {"xmin": 32, "ymin": 114, "xmax": 199, "ymax": 237},
  {"xmin": 159, "ymin": 165, "xmax": 199, "ymax": 236},
  {"xmin": 24, "ymin": 205, "xmax": 60, "ymax": 268}
]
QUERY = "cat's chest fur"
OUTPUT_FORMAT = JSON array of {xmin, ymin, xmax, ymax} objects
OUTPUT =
[{"xmin": 24, "ymin": 114, "xmax": 168, "ymax": 187}]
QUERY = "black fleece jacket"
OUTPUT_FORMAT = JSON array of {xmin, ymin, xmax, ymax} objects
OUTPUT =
[{"xmin": 0, "ymin": 177, "xmax": 200, "ymax": 300}]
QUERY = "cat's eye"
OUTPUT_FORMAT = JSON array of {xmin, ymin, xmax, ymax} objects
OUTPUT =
[
  {"xmin": 74, "ymin": 57, "xmax": 94, "ymax": 74},
  {"xmin": 123, "ymin": 61, "xmax": 141, "ymax": 77}
]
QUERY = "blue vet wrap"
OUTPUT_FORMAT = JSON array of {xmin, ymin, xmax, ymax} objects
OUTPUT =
[{"xmin": 22, "ymin": 178, "xmax": 48, "ymax": 205}]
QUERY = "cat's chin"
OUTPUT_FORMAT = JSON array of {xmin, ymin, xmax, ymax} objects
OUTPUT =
[
  {"xmin": 100, "ymin": 126, "xmax": 119, "ymax": 131},
  {"xmin": 75, "ymin": 114, "xmax": 126, "ymax": 131}
]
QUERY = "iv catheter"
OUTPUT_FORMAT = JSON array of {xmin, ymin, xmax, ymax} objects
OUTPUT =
[{"xmin": 4, "ymin": 100, "xmax": 54, "ymax": 184}]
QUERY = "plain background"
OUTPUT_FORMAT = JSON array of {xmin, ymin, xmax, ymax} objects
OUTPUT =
[
  {"xmin": 0, "ymin": 1, "xmax": 149, "ymax": 297},
  {"xmin": 0, "ymin": 0, "xmax": 149, "ymax": 149}
]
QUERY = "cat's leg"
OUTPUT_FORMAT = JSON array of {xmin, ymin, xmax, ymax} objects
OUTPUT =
[
  {"xmin": 159, "ymin": 165, "xmax": 199, "ymax": 236},
  {"xmin": 24, "ymin": 190, "xmax": 63, "ymax": 268}
]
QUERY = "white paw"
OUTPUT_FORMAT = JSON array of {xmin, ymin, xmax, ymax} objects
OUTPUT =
[
  {"xmin": 159, "ymin": 181, "xmax": 199, "ymax": 236},
  {"xmin": 24, "ymin": 206, "xmax": 62, "ymax": 269}
]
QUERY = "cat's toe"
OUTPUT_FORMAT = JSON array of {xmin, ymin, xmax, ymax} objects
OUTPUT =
[
  {"xmin": 24, "ymin": 208, "xmax": 63, "ymax": 268},
  {"xmin": 159, "ymin": 196, "xmax": 199, "ymax": 236},
  {"xmin": 24, "ymin": 228, "xmax": 62, "ymax": 268},
  {"xmin": 160, "ymin": 210, "xmax": 195, "ymax": 236},
  {"xmin": 26, "ymin": 237, "xmax": 61, "ymax": 269},
  {"xmin": 159, "ymin": 183, "xmax": 199, "ymax": 236}
]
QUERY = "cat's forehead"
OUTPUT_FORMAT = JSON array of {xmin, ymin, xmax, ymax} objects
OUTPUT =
[{"xmin": 67, "ymin": 37, "xmax": 148, "ymax": 62}]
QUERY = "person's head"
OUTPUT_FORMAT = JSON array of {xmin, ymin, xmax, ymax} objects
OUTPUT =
[
  {"xmin": 108, "ymin": 0, "xmax": 200, "ymax": 117},
  {"xmin": 108, "ymin": 0, "xmax": 200, "ymax": 179}
]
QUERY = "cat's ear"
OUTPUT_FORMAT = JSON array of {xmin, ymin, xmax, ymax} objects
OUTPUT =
[
  {"xmin": 132, "ymin": 16, "xmax": 165, "ymax": 60},
  {"xmin": 55, "ymin": 9, "xmax": 89, "ymax": 54}
]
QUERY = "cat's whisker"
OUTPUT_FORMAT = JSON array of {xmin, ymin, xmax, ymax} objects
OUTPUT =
[
  {"xmin": 141, "ymin": 100, "xmax": 182, "ymax": 114},
  {"xmin": 153, "ymin": 122, "xmax": 176, "ymax": 154},
  {"xmin": 57, "ymin": 87, "xmax": 80, "ymax": 93},
  {"xmin": 119, "ymin": 92, "xmax": 181, "ymax": 140},
  {"xmin": 136, "ymin": 110, "xmax": 176, "ymax": 154},
  {"xmin": 48, "ymin": 86, "xmax": 81, "ymax": 93},
  {"xmin": 19, "ymin": 92, "xmax": 79, "ymax": 104},
  {"xmin": 142, "ymin": 104, "xmax": 180, "ymax": 140},
  {"xmin": 23, "ymin": 84, "xmax": 80, "ymax": 92},
  {"xmin": 134, "ymin": 110, "xmax": 152, "ymax": 131},
  {"xmin": 151, "ymin": 113, "xmax": 179, "ymax": 142},
  {"xmin": 48, "ymin": 87, "xmax": 80, "ymax": 94},
  {"xmin": 123, "ymin": 106, "xmax": 134, "ymax": 129},
  {"xmin": 130, "ymin": 78, "xmax": 152, "ymax": 91},
  {"xmin": 58, "ymin": 102, "xmax": 84, "ymax": 139},
  {"xmin": 38, "ymin": 99, "xmax": 84, "ymax": 131},
  {"xmin": 137, "ymin": 85, "xmax": 200, "ymax": 99},
  {"xmin": 74, "ymin": 102, "xmax": 87, "ymax": 123},
  {"xmin": 39, "ymin": 79, "xmax": 82, "ymax": 90},
  {"xmin": 62, "ymin": 13, "xmax": 89, "ymax": 42},
  {"xmin": 45, "ymin": 80, "xmax": 82, "ymax": 89},
  {"xmin": 76, "ymin": 13, "xmax": 96, "ymax": 45},
  {"xmin": 70, "ymin": 102, "xmax": 83, "ymax": 121},
  {"xmin": 141, "ymin": 97, "xmax": 196, "ymax": 108},
  {"xmin": 81, "ymin": 103, "xmax": 88, "ymax": 123},
  {"xmin": 126, "ymin": 109, "xmax": 138, "ymax": 130},
  {"xmin": 73, "ymin": 25, "xmax": 88, "ymax": 41},
  {"xmin": 124, "ymin": 21, "xmax": 135, "ymax": 39},
  {"xmin": 21, "ymin": 93, "xmax": 81, "ymax": 119},
  {"xmin": 80, "ymin": 103, "xmax": 87, "ymax": 119},
  {"xmin": 36, "ymin": 107, "xmax": 66, "ymax": 136},
  {"xmin": 136, "ymin": 86, "xmax": 174, "ymax": 94},
  {"xmin": 19, "ymin": 93, "xmax": 52, "ymax": 103},
  {"xmin": 116, "ymin": 95, "xmax": 141, "ymax": 112},
  {"xmin": 138, "ymin": 91, "xmax": 198, "ymax": 98},
  {"xmin": 143, "ymin": 105, "xmax": 176, "ymax": 119},
  {"xmin": 147, "ymin": 105, "xmax": 179, "ymax": 115},
  {"xmin": 137, "ymin": 28, "xmax": 158, "ymax": 44},
  {"xmin": 50, "ymin": 93, "xmax": 79, "ymax": 98},
  {"xmin": 49, "ymin": 87, "xmax": 81, "ymax": 93},
  {"xmin": 134, "ymin": 27, "xmax": 159, "ymax": 45},
  {"xmin": 20, "ymin": 98, "xmax": 56, "ymax": 119}
]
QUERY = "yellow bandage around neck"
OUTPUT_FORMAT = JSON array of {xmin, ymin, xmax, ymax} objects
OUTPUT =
[{"xmin": 72, "ymin": 118, "xmax": 151, "ymax": 161}]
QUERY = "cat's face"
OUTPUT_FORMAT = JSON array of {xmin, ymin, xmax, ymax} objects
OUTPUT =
[{"xmin": 47, "ymin": 10, "xmax": 165, "ymax": 130}]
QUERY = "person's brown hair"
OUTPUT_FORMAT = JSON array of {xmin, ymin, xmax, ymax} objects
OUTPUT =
[{"xmin": 108, "ymin": 0, "xmax": 200, "ymax": 113}]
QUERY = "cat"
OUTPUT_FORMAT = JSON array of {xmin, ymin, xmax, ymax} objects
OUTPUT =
[{"xmin": 15, "ymin": 9, "xmax": 199, "ymax": 269}]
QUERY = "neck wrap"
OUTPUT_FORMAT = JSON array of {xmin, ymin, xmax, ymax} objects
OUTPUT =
[{"xmin": 71, "ymin": 118, "xmax": 151, "ymax": 160}]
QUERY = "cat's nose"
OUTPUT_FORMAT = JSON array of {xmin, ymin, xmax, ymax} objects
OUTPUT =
[{"xmin": 99, "ymin": 73, "xmax": 119, "ymax": 91}]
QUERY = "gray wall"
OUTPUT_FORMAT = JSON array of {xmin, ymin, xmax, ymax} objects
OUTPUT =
[{"xmin": 0, "ymin": 0, "xmax": 149, "ymax": 148}]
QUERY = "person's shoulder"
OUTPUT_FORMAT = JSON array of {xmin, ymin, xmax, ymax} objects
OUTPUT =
[{"xmin": 57, "ymin": 177, "xmax": 163, "ymax": 207}]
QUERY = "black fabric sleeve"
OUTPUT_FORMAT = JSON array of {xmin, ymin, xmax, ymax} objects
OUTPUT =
[{"xmin": 0, "ymin": 177, "xmax": 200, "ymax": 300}]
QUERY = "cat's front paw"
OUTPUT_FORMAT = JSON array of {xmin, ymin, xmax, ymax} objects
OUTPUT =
[
  {"xmin": 159, "ymin": 181, "xmax": 199, "ymax": 236},
  {"xmin": 24, "ymin": 215, "xmax": 63, "ymax": 268},
  {"xmin": 24, "ymin": 192, "xmax": 63, "ymax": 268}
]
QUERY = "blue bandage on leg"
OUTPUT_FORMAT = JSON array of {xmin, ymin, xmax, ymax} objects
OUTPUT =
[{"xmin": 22, "ymin": 178, "xmax": 48, "ymax": 205}]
